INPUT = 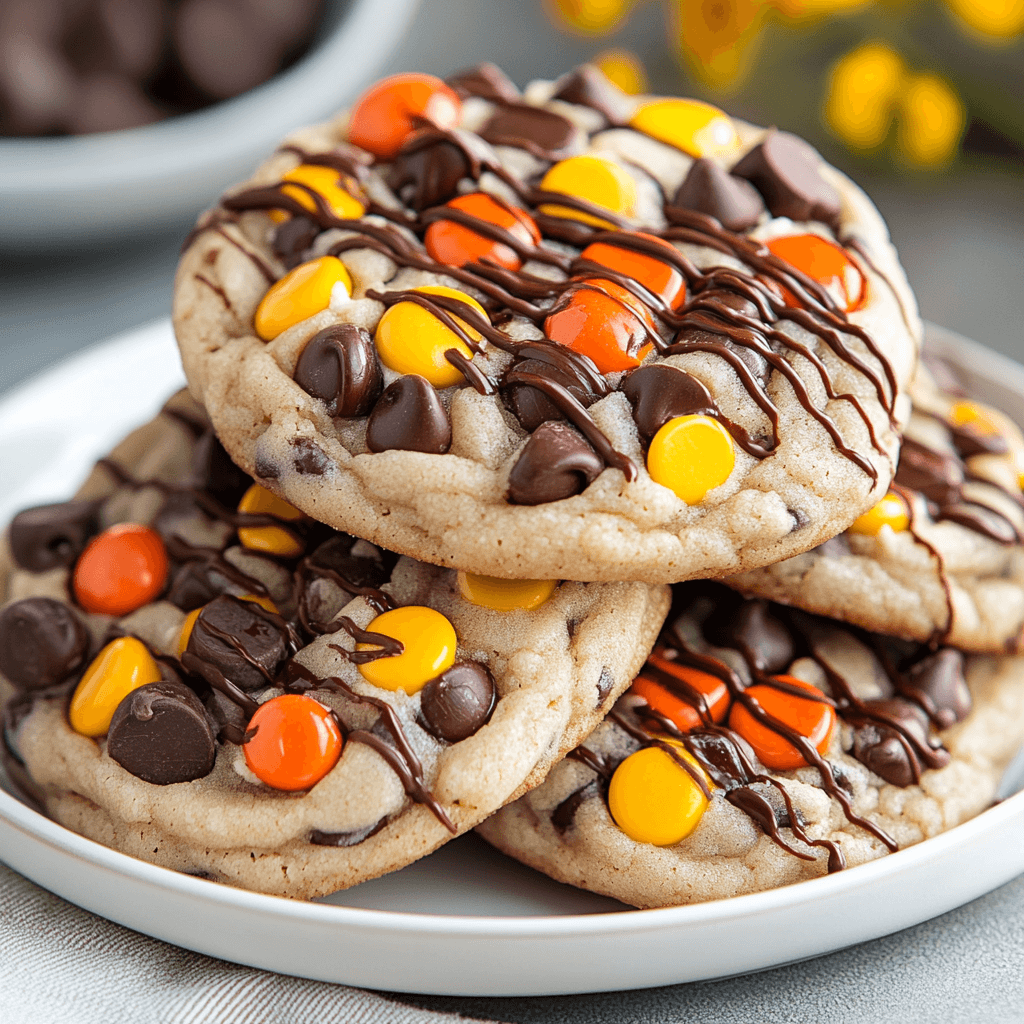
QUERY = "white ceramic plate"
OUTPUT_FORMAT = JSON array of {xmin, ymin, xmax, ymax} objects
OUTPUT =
[{"xmin": 2, "ymin": 320, "xmax": 1024, "ymax": 998}]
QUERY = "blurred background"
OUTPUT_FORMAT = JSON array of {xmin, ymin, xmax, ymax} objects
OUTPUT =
[{"xmin": 1, "ymin": 0, "xmax": 1021, "ymax": 391}]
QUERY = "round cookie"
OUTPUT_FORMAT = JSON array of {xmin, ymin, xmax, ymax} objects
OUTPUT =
[
  {"xmin": 476, "ymin": 582, "xmax": 1024, "ymax": 909},
  {"xmin": 726, "ymin": 356, "xmax": 1024, "ymax": 652},
  {"xmin": 172, "ymin": 63, "xmax": 920, "ymax": 584},
  {"xmin": 0, "ymin": 394, "xmax": 669, "ymax": 899}
]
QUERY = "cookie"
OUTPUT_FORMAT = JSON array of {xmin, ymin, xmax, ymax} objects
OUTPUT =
[
  {"xmin": 726, "ymin": 355, "xmax": 1024, "ymax": 652},
  {"xmin": 0, "ymin": 394, "xmax": 669, "ymax": 898},
  {"xmin": 476, "ymin": 582, "xmax": 1024, "ymax": 909},
  {"xmin": 172, "ymin": 63, "xmax": 920, "ymax": 584}
]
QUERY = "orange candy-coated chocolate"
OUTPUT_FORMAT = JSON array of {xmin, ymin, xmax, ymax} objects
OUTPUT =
[
  {"xmin": 630, "ymin": 651, "xmax": 730, "ymax": 733},
  {"xmin": 73, "ymin": 524, "xmax": 169, "ymax": 616},
  {"xmin": 728, "ymin": 675, "xmax": 836, "ymax": 771},
  {"xmin": 425, "ymin": 192, "xmax": 541, "ymax": 271},
  {"xmin": 765, "ymin": 234, "xmax": 866, "ymax": 313},
  {"xmin": 348, "ymin": 73, "xmax": 460, "ymax": 159},
  {"xmin": 578, "ymin": 234, "xmax": 687, "ymax": 311},
  {"xmin": 544, "ymin": 277, "xmax": 657, "ymax": 374},
  {"xmin": 243, "ymin": 694, "xmax": 343, "ymax": 792}
]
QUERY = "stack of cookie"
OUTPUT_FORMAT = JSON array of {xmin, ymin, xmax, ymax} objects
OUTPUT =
[{"xmin": 4, "ymin": 63, "xmax": 1024, "ymax": 906}]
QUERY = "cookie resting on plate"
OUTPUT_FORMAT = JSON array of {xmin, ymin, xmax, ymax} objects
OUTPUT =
[
  {"xmin": 727, "ymin": 354, "xmax": 1024, "ymax": 653},
  {"xmin": 173, "ymin": 62, "xmax": 920, "ymax": 583},
  {"xmin": 0, "ymin": 394, "xmax": 669, "ymax": 898},
  {"xmin": 476, "ymin": 582, "xmax": 1024, "ymax": 908}
]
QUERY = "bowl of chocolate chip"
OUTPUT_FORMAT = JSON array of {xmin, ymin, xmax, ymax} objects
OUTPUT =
[{"xmin": 0, "ymin": 0, "xmax": 416, "ymax": 248}]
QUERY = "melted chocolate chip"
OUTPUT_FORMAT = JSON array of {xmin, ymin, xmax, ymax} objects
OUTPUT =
[
  {"xmin": 503, "ymin": 348, "xmax": 605, "ymax": 432},
  {"xmin": 703, "ymin": 598, "xmax": 795, "ymax": 673},
  {"xmin": 9, "ymin": 499, "xmax": 100, "ymax": 572},
  {"xmin": 107, "ymin": 680, "xmax": 216, "ymax": 785},
  {"xmin": 447, "ymin": 63, "xmax": 520, "ymax": 103},
  {"xmin": 551, "ymin": 65, "xmax": 632, "ymax": 126},
  {"xmin": 852, "ymin": 698, "xmax": 934, "ymax": 787},
  {"xmin": 386, "ymin": 132, "xmax": 472, "ymax": 211},
  {"xmin": 506, "ymin": 422, "xmax": 604, "ymax": 505},
  {"xmin": 671, "ymin": 159, "xmax": 765, "ymax": 232},
  {"xmin": 0, "ymin": 598, "xmax": 89, "ymax": 690},
  {"xmin": 272, "ymin": 214, "xmax": 319, "ymax": 268},
  {"xmin": 900, "ymin": 648, "xmax": 972, "ymax": 729},
  {"xmin": 479, "ymin": 103, "xmax": 585, "ymax": 161},
  {"xmin": 290, "ymin": 437, "xmax": 331, "ymax": 476},
  {"xmin": 622, "ymin": 364, "xmax": 719, "ymax": 441},
  {"xmin": 310, "ymin": 818, "xmax": 388, "ymax": 847},
  {"xmin": 366, "ymin": 376, "xmax": 452, "ymax": 454},
  {"xmin": 294, "ymin": 324, "xmax": 383, "ymax": 417},
  {"xmin": 419, "ymin": 661, "xmax": 497, "ymax": 743}
]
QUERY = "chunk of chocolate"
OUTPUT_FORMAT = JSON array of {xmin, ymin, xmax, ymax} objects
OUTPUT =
[
  {"xmin": 366, "ymin": 376, "xmax": 452, "ymax": 455},
  {"xmin": 0, "ymin": 597, "xmax": 89, "ymax": 691},
  {"xmin": 895, "ymin": 439, "xmax": 963, "ymax": 506},
  {"xmin": 309, "ymin": 535, "xmax": 396, "ymax": 591},
  {"xmin": 107, "ymin": 680, "xmax": 217, "ymax": 785},
  {"xmin": 185, "ymin": 595, "xmax": 289, "ymax": 691},
  {"xmin": 731, "ymin": 131, "xmax": 842, "ymax": 229},
  {"xmin": 480, "ymin": 103, "xmax": 585, "ymax": 162},
  {"xmin": 164, "ymin": 560, "xmax": 221, "ymax": 612},
  {"xmin": 507, "ymin": 422, "xmax": 603, "ymax": 505},
  {"xmin": 419, "ymin": 661, "xmax": 496, "ymax": 743},
  {"xmin": 294, "ymin": 324, "xmax": 383, "ymax": 418},
  {"xmin": 623, "ymin": 365, "xmax": 719, "ymax": 441},
  {"xmin": 272, "ymin": 214, "xmax": 319, "ymax": 268},
  {"xmin": 386, "ymin": 129, "xmax": 477, "ymax": 211},
  {"xmin": 502, "ymin": 347, "xmax": 606, "ymax": 432},
  {"xmin": 703, "ymin": 598, "xmax": 794, "ymax": 674},
  {"xmin": 447, "ymin": 63, "xmax": 519, "ymax": 103},
  {"xmin": 290, "ymin": 437, "xmax": 331, "ymax": 476},
  {"xmin": 551, "ymin": 64, "xmax": 633, "ymax": 126},
  {"xmin": 852, "ymin": 697, "xmax": 939, "ymax": 787},
  {"xmin": 899, "ymin": 648, "xmax": 972, "ymax": 729},
  {"xmin": 9, "ymin": 499, "xmax": 101, "ymax": 572},
  {"xmin": 671, "ymin": 159, "xmax": 765, "ymax": 232}
]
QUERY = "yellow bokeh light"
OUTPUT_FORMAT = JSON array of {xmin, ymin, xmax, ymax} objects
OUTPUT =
[
  {"xmin": 547, "ymin": 0, "xmax": 633, "ymax": 34},
  {"xmin": 669, "ymin": 0, "xmax": 767, "ymax": 91},
  {"xmin": 896, "ymin": 72, "xmax": 965, "ymax": 167},
  {"xmin": 823, "ymin": 41, "xmax": 905, "ymax": 151},
  {"xmin": 593, "ymin": 48, "xmax": 648, "ymax": 95},
  {"xmin": 944, "ymin": 0, "xmax": 1024, "ymax": 39},
  {"xmin": 772, "ymin": 0, "xmax": 871, "ymax": 23}
]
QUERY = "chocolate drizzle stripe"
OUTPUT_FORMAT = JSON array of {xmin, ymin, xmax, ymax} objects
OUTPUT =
[
  {"xmin": 193, "ymin": 274, "xmax": 232, "ymax": 310},
  {"xmin": 445, "ymin": 349, "xmax": 497, "ymax": 395}
]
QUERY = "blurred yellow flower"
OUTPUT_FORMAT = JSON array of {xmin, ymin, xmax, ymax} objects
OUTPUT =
[
  {"xmin": 771, "ymin": 0, "xmax": 872, "ymax": 22},
  {"xmin": 594, "ymin": 49, "xmax": 649, "ymax": 94},
  {"xmin": 896, "ymin": 72, "xmax": 965, "ymax": 166},
  {"xmin": 944, "ymin": 0, "xmax": 1024, "ymax": 39},
  {"xmin": 823, "ymin": 41, "xmax": 904, "ymax": 150},
  {"xmin": 547, "ymin": 0, "xmax": 635, "ymax": 34},
  {"xmin": 668, "ymin": 0, "xmax": 768, "ymax": 90}
]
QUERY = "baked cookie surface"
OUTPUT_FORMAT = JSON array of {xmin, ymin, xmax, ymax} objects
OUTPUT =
[
  {"xmin": 0, "ymin": 395, "xmax": 669, "ymax": 898},
  {"xmin": 173, "ymin": 64, "xmax": 920, "ymax": 583}
]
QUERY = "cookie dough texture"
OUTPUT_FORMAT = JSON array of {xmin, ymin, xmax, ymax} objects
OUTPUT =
[
  {"xmin": 3, "ymin": 400, "xmax": 670, "ymax": 898},
  {"xmin": 173, "ymin": 75, "xmax": 920, "ymax": 584}
]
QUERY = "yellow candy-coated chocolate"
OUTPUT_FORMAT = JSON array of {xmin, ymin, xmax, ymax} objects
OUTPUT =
[
  {"xmin": 538, "ymin": 155, "xmax": 637, "ymax": 229},
  {"xmin": 949, "ymin": 399, "xmax": 1003, "ymax": 436},
  {"xmin": 457, "ymin": 572, "xmax": 557, "ymax": 612},
  {"xmin": 269, "ymin": 164, "xmax": 365, "ymax": 224},
  {"xmin": 629, "ymin": 98, "xmax": 739, "ymax": 158},
  {"xmin": 374, "ymin": 285, "xmax": 487, "ymax": 388},
  {"xmin": 177, "ymin": 594, "xmax": 279, "ymax": 656},
  {"xmin": 848, "ymin": 491, "xmax": 910, "ymax": 536},
  {"xmin": 69, "ymin": 637, "xmax": 162, "ymax": 737},
  {"xmin": 237, "ymin": 484, "xmax": 305, "ymax": 558},
  {"xmin": 608, "ymin": 741, "xmax": 710, "ymax": 846},
  {"xmin": 254, "ymin": 256, "xmax": 352, "ymax": 341},
  {"xmin": 647, "ymin": 415, "xmax": 735, "ymax": 504},
  {"xmin": 357, "ymin": 605, "xmax": 457, "ymax": 694}
]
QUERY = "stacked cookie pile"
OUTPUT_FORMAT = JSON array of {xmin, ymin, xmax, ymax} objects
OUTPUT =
[{"xmin": 4, "ymin": 64, "xmax": 1024, "ymax": 906}]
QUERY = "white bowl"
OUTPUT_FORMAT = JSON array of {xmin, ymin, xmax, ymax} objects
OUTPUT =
[{"xmin": 0, "ymin": 0, "xmax": 417, "ymax": 250}]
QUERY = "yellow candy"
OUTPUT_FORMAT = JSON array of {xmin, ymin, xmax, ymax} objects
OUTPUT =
[
  {"xmin": 629, "ymin": 99, "xmax": 739, "ymax": 158},
  {"xmin": 269, "ymin": 164, "xmax": 365, "ymax": 224},
  {"xmin": 374, "ymin": 285, "xmax": 487, "ymax": 389},
  {"xmin": 647, "ymin": 415, "xmax": 735, "ymax": 504},
  {"xmin": 69, "ymin": 637, "xmax": 162, "ymax": 737},
  {"xmin": 948, "ymin": 400, "xmax": 1002, "ymax": 436},
  {"xmin": 254, "ymin": 256, "xmax": 352, "ymax": 341},
  {"xmin": 457, "ymin": 572, "xmax": 557, "ymax": 612},
  {"xmin": 237, "ymin": 484, "xmax": 305, "ymax": 558},
  {"xmin": 848, "ymin": 491, "xmax": 910, "ymax": 536},
  {"xmin": 608, "ymin": 741, "xmax": 710, "ymax": 846},
  {"xmin": 538, "ymin": 155, "xmax": 637, "ymax": 229},
  {"xmin": 177, "ymin": 594, "xmax": 279, "ymax": 656},
  {"xmin": 357, "ymin": 605, "xmax": 457, "ymax": 694}
]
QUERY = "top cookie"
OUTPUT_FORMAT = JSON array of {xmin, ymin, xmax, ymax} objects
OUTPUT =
[{"xmin": 173, "ymin": 63, "xmax": 921, "ymax": 583}]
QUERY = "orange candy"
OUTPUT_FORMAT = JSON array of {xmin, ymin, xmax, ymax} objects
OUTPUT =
[
  {"xmin": 630, "ymin": 651, "xmax": 730, "ymax": 733},
  {"xmin": 728, "ymin": 675, "xmax": 836, "ymax": 771},
  {"xmin": 243, "ymin": 694, "xmax": 343, "ymax": 792},
  {"xmin": 544, "ymin": 278, "xmax": 657, "ymax": 374},
  {"xmin": 73, "ymin": 524, "xmax": 168, "ymax": 616},
  {"xmin": 578, "ymin": 234, "xmax": 687, "ymax": 311},
  {"xmin": 348, "ymin": 73, "xmax": 461, "ymax": 160},
  {"xmin": 765, "ymin": 234, "xmax": 866, "ymax": 313},
  {"xmin": 425, "ymin": 192, "xmax": 541, "ymax": 271}
]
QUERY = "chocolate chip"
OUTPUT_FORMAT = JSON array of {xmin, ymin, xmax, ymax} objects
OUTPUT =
[
  {"xmin": 851, "ymin": 697, "xmax": 939, "ymax": 787},
  {"xmin": 190, "ymin": 430, "xmax": 251, "ymax": 505},
  {"xmin": 164, "ymin": 561, "xmax": 221, "ymax": 612},
  {"xmin": 895, "ymin": 439, "xmax": 963, "ymax": 506},
  {"xmin": 272, "ymin": 215, "xmax": 319, "ymax": 268},
  {"xmin": 309, "ymin": 535, "xmax": 396, "ymax": 591},
  {"xmin": 107, "ymin": 680, "xmax": 216, "ymax": 785},
  {"xmin": 387, "ymin": 130, "xmax": 472, "ymax": 211},
  {"xmin": 310, "ymin": 817, "xmax": 389, "ymax": 847},
  {"xmin": 502, "ymin": 348, "xmax": 604, "ymax": 432},
  {"xmin": 685, "ymin": 730, "xmax": 758, "ymax": 789},
  {"xmin": 205, "ymin": 687, "xmax": 248, "ymax": 741},
  {"xmin": 419, "ymin": 661, "xmax": 496, "ymax": 743},
  {"xmin": 551, "ymin": 64, "xmax": 633, "ymax": 126},
  {"xmin": 622, "ymin": 364, "xmax": 719, "ymax": 441},
  {"xmin": 0, "ymin": 598, "xmax": 89, "ymax": 691},
  {"xmin": 703, "ymin": 597, "xmax": 794, "ymax": 674},
  {"xmin": 479, "ymin": 103, "xmax": 585, "ymax": 161},
  {"xmin": 290, "ymin": 437, "xmax": 331, "ymax": 476},
  {"xmin": 595, "ymin": 665, "xmax": 616, "ymax": 705},
  {"xmin": 507, "ymin": 422, "xmax": 603, "ymax": 505},
  {"xmin": 366, "ymin": 376, "xmax": 452, "ymax": 455},
  {"xmin": 253, "ymin": 449, "xmax": 279, "ymax": 480},
  {"xmin": 294, "ymin": 324, "xmax": 383, "ymax": 418},
  {"xmin": 731, "ymin": 131, "xmax": 842, "ymax": 229},
  {"xmin": 447, "ymin": 63, "xmax": 520, "ymax": 103},
  {"xmin": 671, "ymin": 159, "xmax": 765, "ymax": 232},
  {"xmin": 9, "ymin": 499, "xmax": 101, "ymax": 572},
  {"xmin": 185, "ymin": 595, "xmax": 289, "ymax": 691},
  {"xmin": 899, "ymin": 648, "xmax": 972, "ymax": 729}
]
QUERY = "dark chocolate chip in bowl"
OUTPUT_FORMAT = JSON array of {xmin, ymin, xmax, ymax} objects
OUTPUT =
[
  {"xmin": 479, "ymin": 103, "xmax": 585, "ymax": 161},
  {"xmin": 551, "ymin": 64, "xmax": 633, "ymax": 126},
  {"xmin": 670, "ymin": 158, "xmax": 765, "ymax": 232},
  {"xmin": 294, "ymin": 324, "xmax": 383, "ymax": 417},
  {"xmin": 447, "ymin": 63, "xmax": 520, "ymax": 103},
  {"xmin": 507, "ymin": 422, "xmax": 603, "ymax": 505},
  {"xmin": 419, "ymin": 661, "xmax": 496, "ymax": 743},
  {"xmin": 107, "ymin": 680, "xmax": 217, "ymax": 785},
  {"xmin": 622, "ymin": 364, "xmax": 719, "ymax": 441},
  {"xmin": 0, "ymin": 598, "xmax": 89, "ymax": 691},
  {"xmin": 9, "ymin": 499, "xmax": 101, "ymax": 572},
  {"xmin": 366, "ymin": 376, "xmax": 452, "ymax": 454}
]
